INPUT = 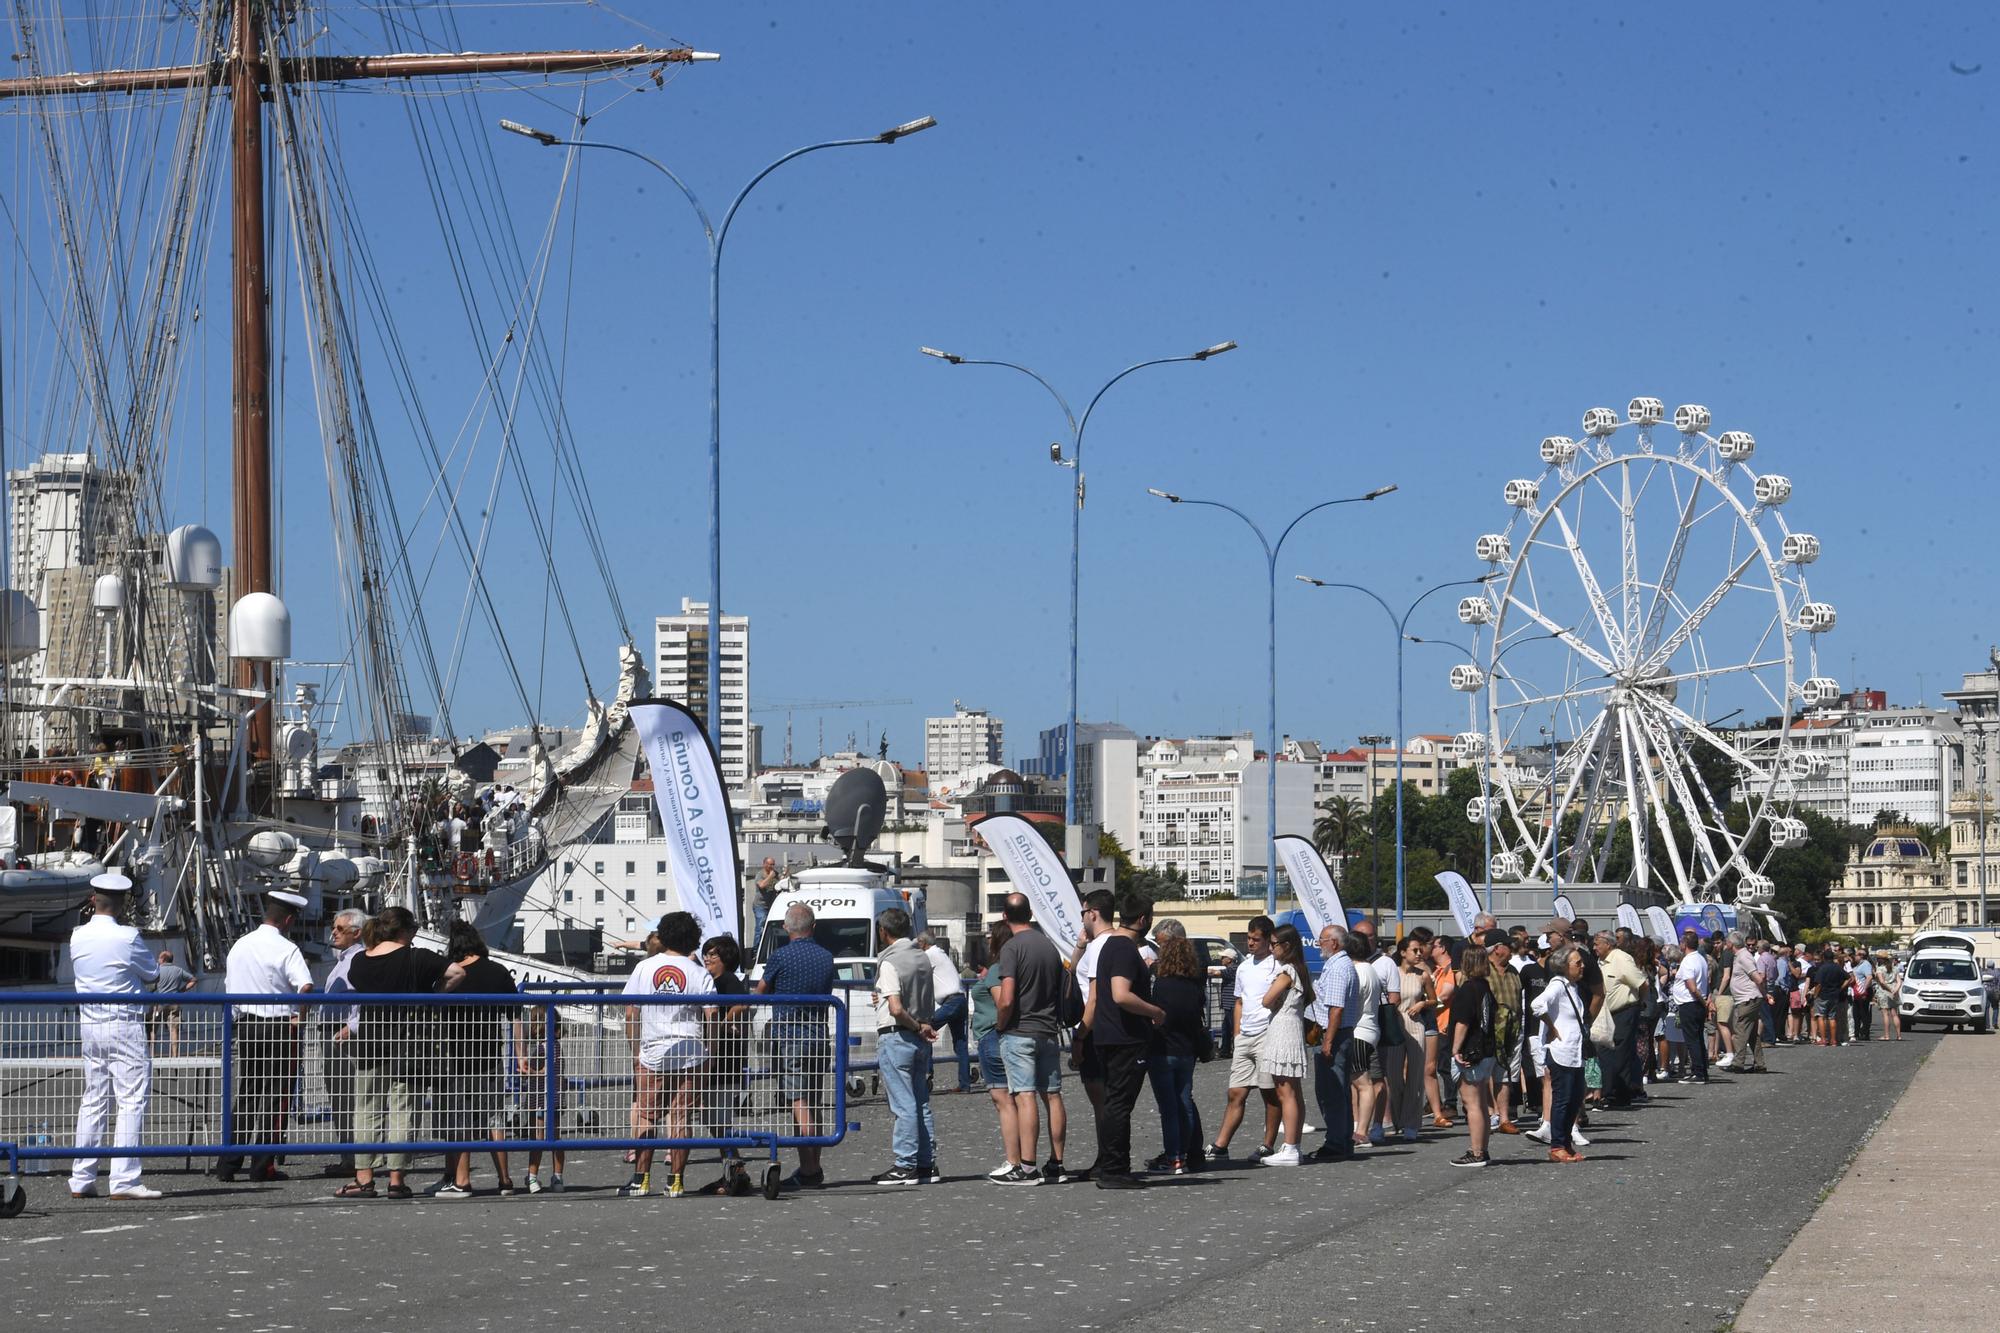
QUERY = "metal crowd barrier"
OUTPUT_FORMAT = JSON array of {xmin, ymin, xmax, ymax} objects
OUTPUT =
[{"xmin": 0, "ymin": 990, "xmax": 849, "ymax": 1216}]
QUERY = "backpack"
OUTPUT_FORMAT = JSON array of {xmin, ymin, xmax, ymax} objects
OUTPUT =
[{"xmin": 1487, "ymin": 967, "xmax": 1521, "ymax": 1055}]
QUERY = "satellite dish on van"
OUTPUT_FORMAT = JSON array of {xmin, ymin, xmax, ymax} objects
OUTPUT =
[{"xmin": 823, "ymin": 768, "xmax": 886, "ymax": 869}]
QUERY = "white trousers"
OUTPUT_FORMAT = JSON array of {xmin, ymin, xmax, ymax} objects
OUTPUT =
[{"xmin": 69, "ymin": 1020, "xmax": 152, "ymax": 1193}]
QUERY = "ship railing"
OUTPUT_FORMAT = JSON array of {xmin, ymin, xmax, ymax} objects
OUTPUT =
[{"xmin": 0, "ymin": 991, "xmax": 852, "ymax": 1213}]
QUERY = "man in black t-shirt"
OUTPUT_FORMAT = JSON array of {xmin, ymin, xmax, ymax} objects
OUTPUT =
[
  {"xmin": 1808, "ymin": 947, "xmax": 1846, "ymax": 1047},
  {"xmin": 1085, "ymin": 891, "xmax": 1163, "ymax": 1189}
]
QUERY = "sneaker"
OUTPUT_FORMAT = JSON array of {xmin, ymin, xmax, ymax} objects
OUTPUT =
[
  {"xmin": 617, "ymin": 1173, "xmax": 651, "ymax": 1198},
  {"xmin": 67, "ymin": 1185, "xmax": 98, "ymax": 1199},
  {"xmin": 991, "ymin": 1164, "xmax": 1041, "ymax": 1186},
  {"xmin": 1145, "ymin": 1152, "xmax": 1175, "ymax": 1172},
  {"xmin": 1308, "ymin": 1143, "xmax": 1350, "ymax": 1163},
  {"xmin": 1300, "ymin": 1122, "xmax": 1318, "ymax": 1136},
  {"xmin": 1449, "ymin": 1151, "xmax": 1489, "ymax": 1168},
  {"xmin": 1041, "ymin": 1157, "xmax": 1073, "ymax": 1184},
  {"xmin": 1571, "ymin": 1128, "xmax": 1591, "ymax": 1148},
  {"xmin": 108, "ymin": 1184, "xmax": 163, "ymax": 1200},
  {"xmin": 1525, "ymin": 1124, "xmax": 1551, "ymax": 1144},
  {"xmin": 1489, "ymin": 1114, "xmax": 1502, "ymax": 1130},
  {"xmin": 432, "ymin": 1183, "xmax": 473, "ymax": 1201},
  {"xmin": 667, "ymin": 1173, "xmax": 685, "ymax": 1199},
  {"xmin": 917, "ymin": 1164, "xmax": 941, "ymax": 1184},
  {"xmin": 987, "ymin": 1162, "xmax": 1017, "ymax": 1181},
  {"xmin": 525, "ymin": 1174, "xmax": 543, "ymax": 1195},
  {"xmin": 1171, "ymin": 1157, "xmax": 1188, "ymax": 1176},
  {"xmin": 873, "ymin": 1166, "xmax": 923, "ymax": 1187},
  {"xmin": 1205, "ymin": 1143, "xmax": 1229, "ymax": 1161},
  {"xmin": 1402, "ymin": 1128, "xmax": 1421, "ymax": 1143},
  {"xmin": 1093, "ymin": 1172, "xmax": 1145, "ymax": 1190},
  {"xmin": 1715, "ymin": 1054, "xmax": 1735, "ymax": 1069},
  {"xmin": 1249, "ymin": 1144, "xmax": 1276, "ymax": 1161},
  {"xmin": 1368, "ymin": 1127, "xmax": 1387, "ymax": 1146},
  {"xmin": 547, "ymin": 1175, "xmax": 565, "ymax": 1193},
  {"xmin": 786, "ymin": 1169, "xmax": 827, "ymax": 1190},
  {"xmin": 1259, "ymin": 1145, "xmax": 1302, "ymax": 1167}
]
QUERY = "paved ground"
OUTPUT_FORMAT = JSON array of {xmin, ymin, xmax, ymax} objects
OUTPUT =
[
  {"xmin": 1735, "ymin": 1030, "xmax": 1997, "ymax": 1330},
  {"xmin": 0, "ymin": 1031, "xmax": 1945, "ymax": 1331}
]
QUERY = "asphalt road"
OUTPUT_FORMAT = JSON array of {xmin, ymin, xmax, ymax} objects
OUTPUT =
[{"xmin": 1, "ymin": 1031, "xmax": 1940, "ymax": 1331}]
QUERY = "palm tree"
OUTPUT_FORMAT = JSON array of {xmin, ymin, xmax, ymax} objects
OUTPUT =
[{"xmin": 1313, "ymin": 795, "xmax": 1362, "ymax": 867}]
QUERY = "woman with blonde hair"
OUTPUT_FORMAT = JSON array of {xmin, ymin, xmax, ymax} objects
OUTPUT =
[{"xmin": 1447, "ymin": 944, "xmax": 1498, "ymax": 1169}]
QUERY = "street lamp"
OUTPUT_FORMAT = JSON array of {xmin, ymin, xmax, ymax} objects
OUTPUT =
[
  {"xmin": 1146, "ymin": 484, "xmax": 1397, "ymax": 911},
  {"xmin": 919, "ymin": 340, "xmax": 1237, "ymax": 846},
  {"xmin": 1358, "ymin": 732, "xmax": 1393, "ymax": 918},
  {"xmin": 1295, "ymin": 574, "xmax": 1495, "ymax": 932},
  {"xmin": 500, "ymin": 113, "xmax": 937, "ymax": 774}
]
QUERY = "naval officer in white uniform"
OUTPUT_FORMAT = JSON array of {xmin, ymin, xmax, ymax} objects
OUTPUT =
[
  {"xmin": 68, "ymin": 870, "xmax": 162, "ymax": 1200},
  {"xmin": 216, "ymin": 888, "xmax": 313, "ymax": 1182}
]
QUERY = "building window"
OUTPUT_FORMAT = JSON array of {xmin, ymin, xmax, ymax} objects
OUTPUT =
[
  {"xmin": 1836, "ymin": 903, "xmax": 1848, "ymax": 926},
  {"xmin": 625, "ymin": 861, "xmax": 636, "ymax": 876},
  {"xmin": 594, "ymin": 888, "xmax": 604, "ymax": 903},
  {"xmin": 657, "ymin": 861, "xmax": 667, "ymax": 875},
  {"xmin": 1891, "ymin": 902, "xmax": 1903, "ymax": 925},
  {"xmin": 562, "ymin": 861, "xmax": 573, "ymax": 875},
  {"xmin": 657, "ymin": 888, "xmax": 667, "ymax": 902},
  {"xmin": 563, "ymin": 889, "xmax": 574, "ymax": 903},
  {"xmin": 1958, "ymin": 862, "xmax": 1970, "ymax": 887},
  {"xmin": 594, "ymin": 861, "xmax": 605, "ymax": 875}
]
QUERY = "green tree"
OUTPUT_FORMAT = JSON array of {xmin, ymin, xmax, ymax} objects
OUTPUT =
[{"xmin": 1313, "ymin": 795, "xmax": 1362, "ymax": 864}]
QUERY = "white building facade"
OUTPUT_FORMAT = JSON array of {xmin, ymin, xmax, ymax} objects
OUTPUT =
[
  {"xmin": 654, "ymin": 598, "xmax": 750, "ymax": 789},
  {"xmin": 924, "ymin": 703, "xmax": 1003, "ymax": 787}
]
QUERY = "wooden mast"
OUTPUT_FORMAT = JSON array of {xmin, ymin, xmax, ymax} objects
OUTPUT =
[
  {"xmin": 230, "ymin": 0, "xmax": 274, "ymax": 765},
  {"xmin": 0, "ymin": 8, "xmax": 707, "ymax": 789}
]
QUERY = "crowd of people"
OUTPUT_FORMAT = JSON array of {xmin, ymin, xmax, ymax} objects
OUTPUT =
[{"xmin": 61, "ymin": 871, "xmax": 1917, "ymax": 1202}]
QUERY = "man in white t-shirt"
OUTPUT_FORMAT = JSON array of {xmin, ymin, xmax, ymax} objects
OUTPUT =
[
  {"xmin": 619, "ymin": 912, "xmax": 715, "ymax": 1199},
  {"xmin": 919, "ymin": 933, "xmax": 971, "ymax": 1092},
  {"xmin": 1670, "ymin": 931, "xmax": 1712, "ymax": 1085},
  {"xmin": 1209, "ymin": 916, "xmax": 1281, "ymax": 1160},
  {"xmin": 1350, "ymin": 918, "xmax": 1404, "ymax": 1144}
]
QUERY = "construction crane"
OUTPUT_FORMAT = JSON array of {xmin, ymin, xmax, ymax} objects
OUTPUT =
[{"xmin": 751, "ymin": 698, "xmax": 913, "ymax": 765}]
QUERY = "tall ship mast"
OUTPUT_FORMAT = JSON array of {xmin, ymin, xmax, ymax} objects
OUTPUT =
[{"xmin": 0, "ymin": 2, "xmax": 708, "ymax": 979}]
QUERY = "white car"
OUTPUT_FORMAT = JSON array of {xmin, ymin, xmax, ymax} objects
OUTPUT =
[{"xmin": 1899, "ymin": 931, "xmax": 1992, "ymax": 1033}]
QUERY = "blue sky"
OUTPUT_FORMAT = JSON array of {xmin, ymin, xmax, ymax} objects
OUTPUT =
[{"xmin": 9, "ymin": 3, "xmax": 1999, "ymax": 766}]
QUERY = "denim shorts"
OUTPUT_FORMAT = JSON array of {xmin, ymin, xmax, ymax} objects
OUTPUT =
[
  {"xmin": 998, "ymin": 1033, "xmax": 1061, "ymax": 1095},
  {"xmin": 774, "ymin": 1031, "xmax": 828, "ymax": 1101},
  {"xmin": 976, "ymin": 1032, "xmax": 1008, "ymax": 1088},
  {"xmin": 1458, "ymin": 1056, "xmax": 1496, "ymax": 1086}
]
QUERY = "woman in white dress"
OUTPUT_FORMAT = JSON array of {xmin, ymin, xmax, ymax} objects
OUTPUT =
[{"xmin": 1255, "ymin": 924, "xmax": 1314, "ymax": 1166}]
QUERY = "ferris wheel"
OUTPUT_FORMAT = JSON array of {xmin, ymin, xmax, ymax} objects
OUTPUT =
[{"xmin": 1454, "ymin": 398, "xmax": 1835, "ymax": 908}]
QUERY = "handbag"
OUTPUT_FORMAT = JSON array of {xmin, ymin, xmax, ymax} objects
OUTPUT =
[{"xmin": 1588, "ymin": 999, "xmax": 1616, "ymax": 1049}]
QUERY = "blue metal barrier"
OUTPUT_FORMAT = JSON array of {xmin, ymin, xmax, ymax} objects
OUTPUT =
[{"xmin": 0, "ymin": 990, "xmax": 850, "ymax": 1207}]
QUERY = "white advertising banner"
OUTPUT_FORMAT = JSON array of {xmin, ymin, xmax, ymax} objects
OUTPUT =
[
  {"xmin": 1436, "ymin": 871, "xmax": 1479, "ymax": 936},
  {"xmin": 630, "ymin": 698, "xmax": 740, "ymax": 942},
  {"xmin": 1616, "ymin": 903, "xmax": 1643, "ymax": 936},
  {"xmin": 978, "ymin": 814, "xmax": 1084, "ymax": 954},
  {"xmin": 1553, "ymin": 894, "xmax": 1577, "ymax": 922},
  {"xmin": 1643, "ymin": 904, "xmax": 1676, "ymax": 946},
  {"xmin": 1275, "ymin": 835, "xmax": 1347, "ymax": 938}
]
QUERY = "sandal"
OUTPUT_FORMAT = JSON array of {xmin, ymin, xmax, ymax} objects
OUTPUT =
[
  {"xmin": 332, "ymin": 1182, "xmax": 377, "ymax": 1199},
  {"xmin": 385, "ymin": 1182, "xmax": 413, "ymax": 1200},
  {"xmin": 1430, "ymin": 1114, "xmax": 1455, "ymax": 1128}
]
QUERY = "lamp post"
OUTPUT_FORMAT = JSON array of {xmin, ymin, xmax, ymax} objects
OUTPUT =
[
  {"xmin": 1294, "ymin": 575, "xmax": 1494, "ymax": 932},
  {"xmin": 918, "ymin": 342, "xmax": 1237, "ymax": 847},
  {"xmin": 500, "ymin": 114, "xmax": 938, "ymax": 773},
  {"xmin": 1358, "ymin": 732, "xmax": 1393, "ymax": 918},
  {"xmin": 1146, "ymin": 485, "xmax": 1397, "ymax": 912}
]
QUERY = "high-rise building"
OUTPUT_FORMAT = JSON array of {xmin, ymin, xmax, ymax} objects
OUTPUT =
[
  {"xmin": 654, "ymin": 598, "xmax": 750, "ymax": 789},
  {"xmin": 7, "ymin": 452, "xmax": 132, "ymax": 595},
  {"xmin": 924, "ymin": 702, "xmax": 1003, "ymax": 786}
]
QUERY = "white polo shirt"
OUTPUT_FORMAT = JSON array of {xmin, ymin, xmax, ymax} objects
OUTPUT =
[
  {"xmin": 71, "ymin": 914, "xmax": 158, "ymax": 1024},
  {"xmin": 224, "ymin": 923, "xmax": 312, "ymax": 1017}
]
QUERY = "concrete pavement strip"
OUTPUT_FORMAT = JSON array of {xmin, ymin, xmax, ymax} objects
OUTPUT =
[{"xmin": 1734, "ymin": 1032, "xmax": 1999, "ymax": 1330}]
